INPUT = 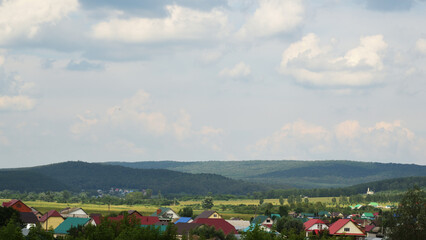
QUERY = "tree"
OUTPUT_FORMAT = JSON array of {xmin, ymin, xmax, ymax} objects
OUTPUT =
[
  {"xmin": 178, "ymin": 207, "xmax": 193, "ymax": 217},
  {"xmin": 331, "ymin": 197, "xmax": 336, "ymax": 204},
  {"xmin": 287, "ymin": 195, "xmax": 295, "ymax": 205},
  {"xmin": 304, "ymin": 198, "xmax": 309, "ymax": 204},
  {"xmin": 259, "ymin": 197, "xmax": 264, "ymax": 205},
  {"xmin": 202, "ymin": 197, "xmax": 214, "ymax": 209},
  {"xmin": 384, "ymin": 186, "xmax": 425, "ymax": 240},
  {"xmin": 279, "ymin": 196, "xmax": 284, "ymax": 206},
  {"xmin": 278, "ymin": 205, "xmax": 289, "ymax": 217},
  {"xmin": 0, "ymin": 220, "xmax": 24, "ymax": 240}
]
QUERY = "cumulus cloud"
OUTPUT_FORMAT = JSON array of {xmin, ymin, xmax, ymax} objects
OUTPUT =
[
  {"xmin": 248, "ymin": 120, "xmax": 426, "ymax": 163},
  {"xmin": 92, "ymin": 5, "xmax": 229, "ymax": 43},
  {"xmin": 279, "ymin": 33, "xmax": 388, "ymax": 88},
  {"xmin": 70, "ymin": 90, "xmax": 224, "ymax": 154},
  {"xmin": 236, "ymin": 0, "xmax": 304, "ymax": 39},
  {"xmin": 219, "ymin": 62, "xmax": 251, "ymax": 77},
  {"xmin": 0, "ymin": 55, "xmax": 36, "ymax": 111},
  {"xmin": 0, "ymin": 0, "xmax": 79, "ymax": 44},
  {"xmin": 416, "ymin": 38, "xmax": 426, "ymax": 54}
]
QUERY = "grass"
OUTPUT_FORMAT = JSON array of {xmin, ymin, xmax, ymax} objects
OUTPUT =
[{"xmin": 1, "ymin": 197, "xmax": 395, "ymax": 220}]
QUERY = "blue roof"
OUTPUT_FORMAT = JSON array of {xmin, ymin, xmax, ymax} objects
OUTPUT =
[
  {"xmin": 175, "ymin": 217, "xmax": 192, "ymax": 224},
  {"xmin": 54, "ymin": 217, "xmax": 90, "ymax": 234}
]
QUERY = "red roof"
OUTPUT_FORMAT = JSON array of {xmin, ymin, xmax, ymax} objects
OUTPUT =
[
  {"xmin": 2, "ymin": 199, "xmax": 32, "ymax": 212},
  {"xmin": 193, "ymin": 218, "xmax": 237, "ymax": 235},
  {"xmin": 39, "ymin": 210, "xmax": 63, "ymax": 222},
  {"xmin": 2, "ymin": 199, "xmax": 19, "ymax": 207},
  {"xmin": 364, "ymin": 224, "xmax": 375, "ymax": 232},
  {"xmin": 304, "ymin": 219, "xmax": 326, "ymax": 231},
  {"xmin": 328, "ymin": 219, "xmax": 365, "ymax": 236}
]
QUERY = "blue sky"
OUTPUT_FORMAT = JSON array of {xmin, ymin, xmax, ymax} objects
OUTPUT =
[{"xmin": 1, "ymin": 0, "xmax": 425, "ymax": 168}]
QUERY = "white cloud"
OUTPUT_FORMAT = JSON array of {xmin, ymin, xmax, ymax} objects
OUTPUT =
[
  {"xmin": 249, "ymin": 120, "xmax": 426, "ymax": 163},
  {"xmin": 0, "ymin": 95, "xmax": 35, "ymax": 111},
  {"xmin": 279, "ymin": 34, "xmax": 388, "ymax": 88},
  {"xmin": 416, "ymin": 38, "xmax": 426, "ymax": 54},
  {"xmin": 236, "ymin": 0, "xmax": 304, "ymax": 39},
  {"xmin": 341, "ymin": 35, "xmax": 388, "ymax": 70},
  {"xmin": 219, "ymin": 62, "xmax": 251, "ymax": 77},
  {"xmin": 0, "ymin": 0, "xmax": 79, "ymax": 44},
  {"xmin": 0, "ymin": 56, "xmax": 37, "ymax": 111},
  {"xmin": 92, "ymin": 5, "xmax": 229, "ymax": 43},
  {"xmin": 70, "ymin": 90, "xmax": 224, "ymax": 155}
]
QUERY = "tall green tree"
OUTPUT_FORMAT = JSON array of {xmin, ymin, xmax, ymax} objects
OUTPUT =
[
  {"xmin": 384, "ymin": 186, "xmax": 425, "ymax": 240},
  {"xmin": 202, "ymin": 197, "xmax": 214, "ymax": 209},
  {"xmin": 279, "ymin": 196, "xmax": 284, "ymax": 206},
  {"xmin": 178, "ymin": 207, "xmax": 193, "ymax": 217}
]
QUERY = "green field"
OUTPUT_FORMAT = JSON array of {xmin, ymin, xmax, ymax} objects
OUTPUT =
[{"xmin": 2, "ymin": 196, "xmax": 394, "ymax": 221}]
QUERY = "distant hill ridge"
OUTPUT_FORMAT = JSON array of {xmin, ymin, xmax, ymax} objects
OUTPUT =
[
  {"xmin": 0, "ymin": 161, "xmax": 268, "ymax": 194},
  {"xmin": 107, "ymin": 160, "xmax": 426, "ymax": 188}
]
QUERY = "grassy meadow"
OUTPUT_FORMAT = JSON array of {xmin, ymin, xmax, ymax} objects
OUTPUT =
[{"xmin": 1, "ymin": 196, "xmax": 359, "ymax": 220}]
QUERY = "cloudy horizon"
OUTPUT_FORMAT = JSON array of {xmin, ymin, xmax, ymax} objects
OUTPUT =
[{"xmin": 1, "ymin": 0, "xmax": 426, "ymax": 168}]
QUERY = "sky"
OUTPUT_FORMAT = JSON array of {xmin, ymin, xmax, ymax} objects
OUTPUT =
[{"xmin": 1, "ymin": 0, "xmax": 426, "ymax": 168}]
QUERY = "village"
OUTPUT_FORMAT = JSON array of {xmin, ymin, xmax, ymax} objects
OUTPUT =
[{"xmin": 1, "ymin": 197, "xmax": 387, "ymax": 240}]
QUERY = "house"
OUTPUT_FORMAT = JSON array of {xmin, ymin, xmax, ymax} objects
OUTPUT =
[
  {"xmin": 244, "ymin": 223, "xmax": 272, "ymax": 232},
  {"xmin": 328, "ymin": 219, "xmax": 366, "ymax": 239},
  {"xmin": 151, "ymin": 207, "xmax": 179, "ymax": 221},
  {"xmin": 368, "ymin": 202, "xmax": 379, "ymax": 208},
  {"xmin": 89, "ymin": 213, "xmax": 102, "ymax": 226},
  {"xmin": 174, "ymin": 217, "xmax": 193, "ymax": 224},
  {"xmin": 366, "ymin": 188, "xmax": 374, "ymax": 195},
  {"xmin": 175, "ymin": 222, "xmax": 203, "ymax": 238},
  {"xmin": 354, "ymin": 218, "xmax": 371, "ymax": 227},
  {"xmin": 39, "ymin": 210, "xmax": 65, "ymax": 231},
  {"xmin": 318, "ymin": 211, "xmax": 331, "ymax": 217},
  {"xmin": 226, "ymin": 219, "xmax": 250, "ymax": 231},
  {"xmin": 31, "ymin": 207, "xmax": 43, "ymax": 220},
  {"xmin": 361, "ymin": 212, "xmax": 375, "ymax": 219},
  {"xmin": 364, "ymin": 224, "xmax": 381, "ymax": 238},
  {"xmin": 251, "ymin": 215, "xmax": 273, "ymax": 228},
  {"xmin": 128, "ymin": 210, "xmax": 143, "ymax": 217},
  {"xmin": 193, "ymin": 218, "xmax": 237, "ymax": 235},
  {"xmin": 194, "ymin": 210, "xmax": 222, "ymax": 220},
  {"xmin": 300, "ymin": 212, "xmax": 315, "ymax": 218},
  {"xmin": 19, "ymin": 212, "xmax": 39, "ymax": 229},
  {"xmin": 2, "ymin": 199, "xmax": 32, "ymax": 212},
  {"xmin": 331, "ymin": 212, "xmax": 344, "ymax": 218},
  {"xmin": 54, "ymin": 217, "xmax": 91, "ymax": 237},
  {"xmin": 304, "ymin": 219, "xmax": 328, "ymax": 236},
  {"xmin": 60, "ymin": 207, "xmax": 89, "ymax": 218}
]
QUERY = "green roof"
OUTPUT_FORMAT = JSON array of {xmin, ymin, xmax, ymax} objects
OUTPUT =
[
  {"xmin": 301, "ymin": 213, "xmax": 315, "ymax": 217},
  {"xmin": 271, "ymin": 214, "xmax": 281, "ymax": 219},
  {"xmin": 54, "ymin": 217, "xmax": 90, "ymax": 234},
  {"xmin": 362, "ymin": 212, "xmax": 374, "ymax": 218},
  {"xmin": 369, "ymin": 202, "xmax": 379, "ymax": 206},
  {"xmin": 252, "ymin": 216, "xmax": 269, "ymax": 224},
  {"xmin": 141, "ymin": 225, "xmax": 167, "ymax": 232},
  {"xmin": 318, "ymin": 211, "xmax": 330, "ymax": 216},
  {"xmin": 151, "ymin": 207, "xmax": 171, "ymax": 217}
]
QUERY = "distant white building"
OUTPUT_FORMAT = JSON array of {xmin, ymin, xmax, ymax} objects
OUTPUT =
[{"xmin": 366, "ymin": 188, "xmax": 374, "ymax": 195}]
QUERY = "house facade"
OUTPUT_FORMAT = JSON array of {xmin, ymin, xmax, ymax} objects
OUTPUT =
[
  {"xmin": 329, "ymin": 219, "xmax": 366, "ymax": 240},
  {"xmin": 40, "ymin": 210, "xmax": 65, "ymax": 231}
]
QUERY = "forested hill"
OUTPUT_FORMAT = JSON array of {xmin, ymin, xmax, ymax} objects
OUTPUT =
[
  {"xmin": 107, "ymin": 160, "xmax": 426, "ymax": 188},
  {"xmin": 0, "ymin": 161, "xmax": 268, "ymax": 195}
]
